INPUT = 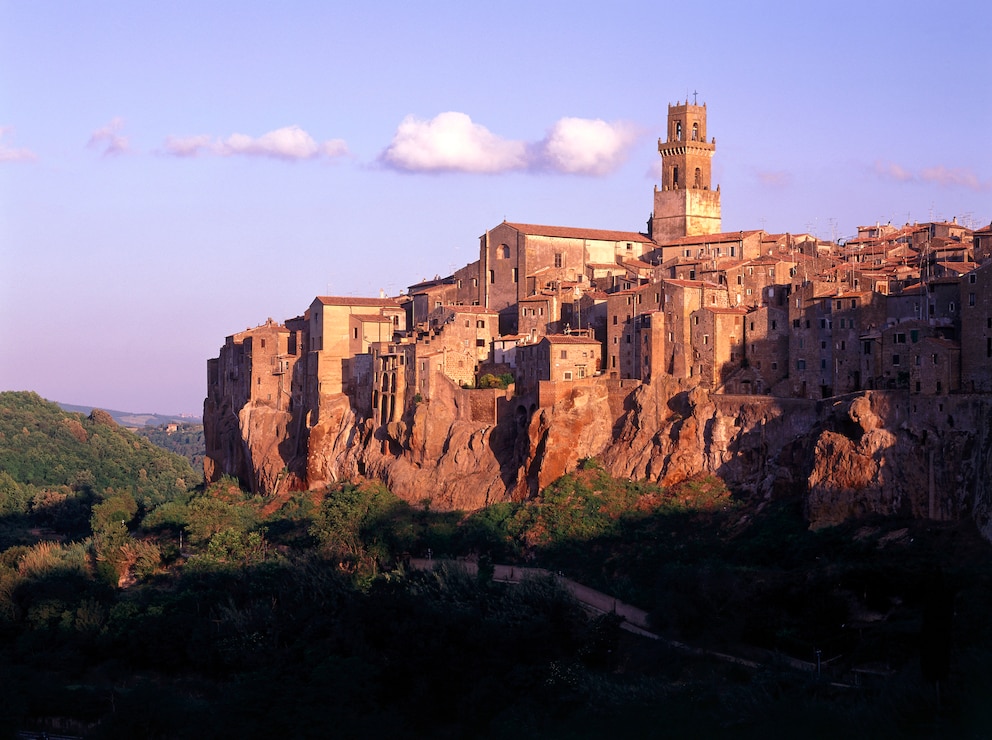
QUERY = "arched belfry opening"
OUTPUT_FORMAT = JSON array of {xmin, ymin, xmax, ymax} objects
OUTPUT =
[{"xmin": 650, "ymin": 97, "xmax": 721, "ymax": 241}]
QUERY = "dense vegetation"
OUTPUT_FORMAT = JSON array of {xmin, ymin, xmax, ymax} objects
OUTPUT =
[
  {"xmin": 135, "ymin": 422, "xmax": 206, "ymax": 473},
  {"xmin": 1, "ymin": 391, "xmax": 991, "ymax": 737}
]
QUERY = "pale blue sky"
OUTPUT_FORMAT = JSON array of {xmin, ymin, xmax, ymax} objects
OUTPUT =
[{"xmin": 1, "ymin": 0, "xmax": 989, "ymax": 415}]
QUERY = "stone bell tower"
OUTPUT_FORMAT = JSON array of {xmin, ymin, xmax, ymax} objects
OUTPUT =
[{"xmin": 650, "ymin": 98, "xmax": 722, "ymax": 243}]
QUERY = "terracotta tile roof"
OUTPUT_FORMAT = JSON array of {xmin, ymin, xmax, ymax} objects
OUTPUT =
[
  {"xmin": 659, "ymin": 230, "xmax": 764, "ymax": 246},
  {"xmin": 663, "ymin": 278, "xmax": 724, "ymax": 289},
  {"xmin": 314, "ymin": 295, "xmax": 401, "ymax": 307},
  {"xmin": 503, "ymin": 222, "xmax": 654, "ymax": 244},
  {"xmin": 705, "ymin": 307, "xmax": 748, "ymax": 315},
  {"xmin": 543, "ymin": 334, "xmax": 602, "ymax": 345}
]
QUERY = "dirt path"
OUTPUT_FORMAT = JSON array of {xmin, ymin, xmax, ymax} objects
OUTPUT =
[{"xmin": 407, "ymin": 558, "xmax": 829, "ymax": 674}]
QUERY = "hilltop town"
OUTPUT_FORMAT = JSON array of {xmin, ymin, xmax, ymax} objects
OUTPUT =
[{"xmin": 205, "ymin": 101, "xmax": 992, "ymax": 523}]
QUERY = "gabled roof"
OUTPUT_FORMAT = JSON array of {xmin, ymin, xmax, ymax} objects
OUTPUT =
[
  {"xmin": 313, "ymin": 295, "xmax": 401, "ymax": 308},
  {"xmin": 657, "ymin": 229, "xmax": 764, "ymax": 247},
  {"xmin": 542, "ymin": 334, "xmax": 602, "ymax": 345},
  {"xmin": 663, "ymin": 278, "xmax": 724, "ymax": 289},
  {"xmin": 501, "ymin": 221, "xmax": 654, "ymax": 243}
]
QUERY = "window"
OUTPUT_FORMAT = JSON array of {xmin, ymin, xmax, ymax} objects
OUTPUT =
[
  {"xmin": 612, "ymin": 316, "xmax": 618, "ymax": 325},
  {"xmin": 969, "ymin": 292, "xmax": 976, "ymax": 306},
  {"xmin": 703, "ymin": 334, "xmax": 709, "ymax": 345},
  {"xmin": 694, "ymin": 167, "xmax": 702, "ymax": 188},
  {"xmin": 560, "ymin": 350, "xmax": 568, "ymax": 359},
  {"xmin": 821, "ymin": 359, "xmax": 827, "ymax": 370},
  {"xmin": 672, "ymin": 166, "xmax": 680, "ymax": 187},
  {"xmin": 476, "ymin": 339, "xmax": 486, "ymax": 348},
  {"xmin": 512, "ymin": 268, "xmax": 518, "ymax": 283},
  {"xmin": 693, "ymin": 316, "xmax": 699, "ymax": 325},
  {"xmin": 797, "ymin": 359, "xmax": 806, "ymax": 370},
  {"xmin": 932, "ymin": 354, "xmax": 938, "ymax": 365},
  {"xmin": 626, "ymin": 242, "xmax": 632, "ymax": 251},
  {"xmin": 771, "ymin": 362, "xmax": 778, "ymax": 370},
  {"xmin": 863, "ymin": 341, "xmax": 872, "ymax": 355},
  {"xmin": 353, "ymin": 327, "xmax": 359, "ymax": 339},
  {"xmin": 737, "ymin": 275, "xmax": 743, "ymax": 285},
  {"xmin": 260, "ymin": 338, "xmax": 266, "ymax": 349},
  {"xmin": 692, "ymin": 122, "xmax": 698, "ymax": 141},
  {"xmin": 488, "ymin": 270, "xmax": 494, "ymax": 283},
  {"xmin": 950, "ymin": 302, "xmax": 956, "ymax": 313},
  {"xmin": 554, "ymin": 253, "xmax": 563, "ymax": 268},
  {"xmin": 675, "ymin": 121, "xmax": 682, "ymax": 140},
  {"xmin": 910, "ymin": 330, "xmax": 919, "ymax": 343},
  {"xmin": 892, "ymin": 354, "xmax": 901, "ymax": 365},
  {"xmin": 895, "ymin": 333, "xmax": 906, "ymax": 344},
  {"xmin": 563, "ymin": 371, "xmax": 573, "ymax": 381},
  {"xmin": 472, "ymin": 278, "xmax": 478, "ymax": 288},
  {"xmin": 970, "ymin": 273, "xmax": 977, "ymax": 284}
]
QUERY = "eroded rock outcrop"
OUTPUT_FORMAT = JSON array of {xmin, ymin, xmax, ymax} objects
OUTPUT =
[
  {"xmin": 205, "ymin": 379, "xmax": 992, "ymax": 540},
  {"xmin": 806, "ymin": 393, "xmax": 992, "ymax": 535}
]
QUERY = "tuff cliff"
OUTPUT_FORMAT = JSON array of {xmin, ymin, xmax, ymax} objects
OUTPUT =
[{"xmin": 204, "ymin": 380, "xmax": 992, "ymax": 540}]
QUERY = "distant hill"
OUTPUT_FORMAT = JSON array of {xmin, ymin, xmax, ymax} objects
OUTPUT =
[
  {"xmin": 135, "ymin": 422, "xmax": 206, "ymax": 473},
  {"xmin": 0, "ymin": 391, "xmax": 200, "ymax": 530},
  {"xmin": 57, "ymin": 402, "xmax": 201, "ymax": 428}
]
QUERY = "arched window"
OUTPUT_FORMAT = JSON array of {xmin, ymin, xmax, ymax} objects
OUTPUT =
[
  {"xmin": 692, "ymin": 122, "xmax": 699, "ymax": 141},
  {"xmin": 499, "ymin": 244, "xmax": 510, "ymax": 259},
  {"xmin": 675, "ymin": 122, "xmax": 682, "ymax": 141},
  {"xmin": 672, "ymin": 166, "xmax": 679, "ymax": 188},
  {"xmin": 694, "ymin": 167, "xmax": 702, "ymax": 188}
]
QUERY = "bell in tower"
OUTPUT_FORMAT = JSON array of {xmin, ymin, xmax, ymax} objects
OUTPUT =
[{"xmin": 650, "ymin": 97, "xmax": 722, "ymax": 243}]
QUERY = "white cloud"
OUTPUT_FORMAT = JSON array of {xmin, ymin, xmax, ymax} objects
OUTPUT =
[
  {"xmin": 536, "ymin": 118, "xmax": 639, "ymax": 175},
  {"xmin": 87, "ymin": 117, "xmax": 130, "ymax": 156},
  {"xmin": 873, "ymin": 160, "xmax": 914, "ymax": 183},
  {"xmin": 874, "ymin": 159, "xmax": 990, "ymax": 191},
  {"xmin": 920, "ymin": 165, "xmax": 988, "ymax": 191},
  {"xmin": 0, "ymin": 126, "xmax": 36, "ymax": 162},
  {"xmin": 163, "ymin": 134, "xmax": 213, "ymax": 158},
  {"xmin": 381, "ymin": 112, "xmax": 640, "ymax": 176},
  {"xmin": 162, "ymin": 125, "xmax": 349, "ymax": 161},
  {"xmin": 754, "ymin": 169, "xmax": 793, "ymax": 188},
  {"xmin": 380, "ymin": 112, "xmax": 527, "ymax": 173}
]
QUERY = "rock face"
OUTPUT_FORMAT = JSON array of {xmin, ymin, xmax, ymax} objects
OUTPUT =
[
  {"xmin": 805, "ymin": 393, "xmax": 992, "ymax": 538},
  {"xmin": 204, "ymin": 378, "xmax": 992, "ymax": 540}
]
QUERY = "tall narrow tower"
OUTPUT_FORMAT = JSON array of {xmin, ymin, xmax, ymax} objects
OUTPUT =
[{"xmin": 650, "ymin": 99, "xmax": 721, "ymax": 243}]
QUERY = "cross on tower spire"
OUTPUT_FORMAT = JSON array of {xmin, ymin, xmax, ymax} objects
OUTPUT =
[{"xmin": 693, "ymin": 90, "xmax": 698, "ymax": 105}]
